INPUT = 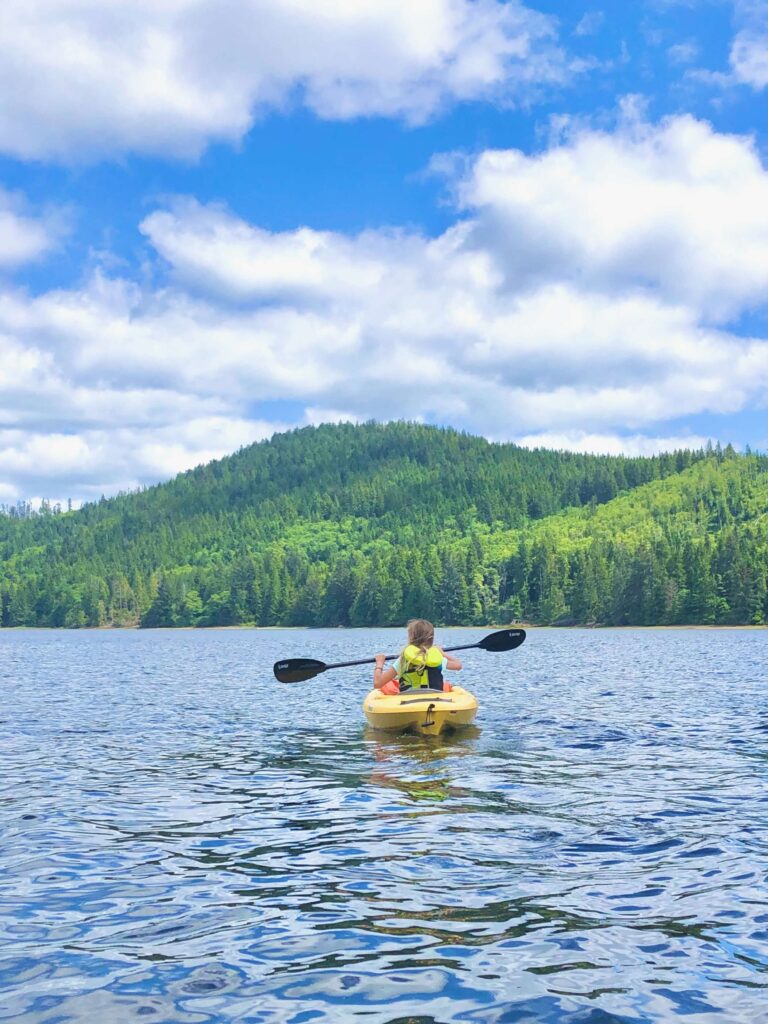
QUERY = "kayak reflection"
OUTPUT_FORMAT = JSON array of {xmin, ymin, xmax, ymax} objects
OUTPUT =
[{"xmin": 364, "ymin": 727, "xmax": 480, "ymax": 804}]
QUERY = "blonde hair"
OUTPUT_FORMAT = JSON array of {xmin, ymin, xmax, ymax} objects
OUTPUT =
[{"xmin": 403, "ymin": 618, "xmax": 435, "ymax": 672}]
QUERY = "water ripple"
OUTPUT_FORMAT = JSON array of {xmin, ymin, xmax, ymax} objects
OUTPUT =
[{"xmin": 1, "ymin": 627, "xmax": 767, "ymax": 1023}]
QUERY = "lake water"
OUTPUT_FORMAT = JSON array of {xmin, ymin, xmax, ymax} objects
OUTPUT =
[{"xmin": 1, "ymin": 627, "xmax": 767, "ymax": 1023}]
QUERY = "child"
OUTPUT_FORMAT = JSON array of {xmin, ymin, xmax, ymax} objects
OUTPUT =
[{"xmin": 373, "ymin": 618, "xmax": 462, "ymax": 695}]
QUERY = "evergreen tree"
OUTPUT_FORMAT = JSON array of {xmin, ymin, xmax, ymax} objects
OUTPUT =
[{"xmin": 0, "ymin": 421, "xmax": 765, "ymax": 629}]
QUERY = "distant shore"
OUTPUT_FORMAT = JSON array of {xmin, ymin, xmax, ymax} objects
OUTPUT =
[{"xmin": 1, "ymin": 623, "xmax": 766, "ymax": 631}]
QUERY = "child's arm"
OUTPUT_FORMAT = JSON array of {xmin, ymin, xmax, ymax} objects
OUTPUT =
[
  {"xmin": 373, "ymin": 653, "xmax": 398, "ymax": 689},
  {"xmin": 443, "ymin": 652, "xmax": 462, "ymax": 671}
]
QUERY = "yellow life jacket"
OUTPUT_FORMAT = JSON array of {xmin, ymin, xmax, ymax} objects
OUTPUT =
[{"xmin": 397, "ymin": 644, "xmax": 445, "ymax": 689}]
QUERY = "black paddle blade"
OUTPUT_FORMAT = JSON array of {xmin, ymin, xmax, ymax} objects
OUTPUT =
[
  {"xmin": 477, "ymin": 628, "xmax": 526, "ymax": 653},
  {"xmin": 274, "ymin": 658, "xmax": 327, "ymax": 683}
]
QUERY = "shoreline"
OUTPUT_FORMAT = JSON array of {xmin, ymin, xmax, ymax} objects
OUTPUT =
[{"xmin": 1, "ymin": 623, "xmax": 766, "ymax": 632}]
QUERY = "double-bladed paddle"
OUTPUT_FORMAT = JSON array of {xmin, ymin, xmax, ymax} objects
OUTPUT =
[{"xmin": 273, "ymin": 628, "xmax": 526, "ymax": 683}]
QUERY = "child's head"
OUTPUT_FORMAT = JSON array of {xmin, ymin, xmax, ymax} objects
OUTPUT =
[{"xmin": 407, "ymin": 618, "xmax": 434, "ymax": 652}]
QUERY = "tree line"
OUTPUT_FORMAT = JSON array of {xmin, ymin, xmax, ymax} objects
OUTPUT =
[{"xmin": 1, "ymin": 422, "xmax": 766, "ymax": 628}]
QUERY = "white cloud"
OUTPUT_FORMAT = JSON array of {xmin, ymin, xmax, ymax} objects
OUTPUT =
[
  {"xmin": 1, "ymin": 113, "xmax": 767, "ymax": 500},
  {"xmin": 304, "ymin": 409, "xmax": 365, "ymax": 427},
  {"xmin": 573, "ymin": 11, "xmax": 604, "ymax": 37},
  {"xmin": 0, "ymin": 189, "xmax": 62, "ymax": 269},
  {"xmin": 141, "ymin": 201, "xmax": 391, "ymax": 302},
  {"xmin": 685, "ymin": 0, "xmax": 768, "ymax": 91},
  {"xmin": 730, "ymin": 0, "xmax": 768, "ymax": 89},
  {"xmin": 0, "ymin": 480, "xmax": 17, "ymax": 504},
  {"xmin": 0, "ymin": 417, "xmax": 281, "ymax": 504},
  {"xmin": 514, "ymin": 431, "xmax": 715, "ymax": 456},
  {"xmin": 0, "ymin": 0, "xmax": 569, "ymax": 162},
  {"xmin": 456, "ymin": 112, "xmax": 768, "ymax": 321},
  {"xmin": 667, "ymin": 41, "xmax": 700, "ymax": 66}
]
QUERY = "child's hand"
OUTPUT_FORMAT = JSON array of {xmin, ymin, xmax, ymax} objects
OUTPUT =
[{"xmin": 374, "ymin": 653, "xmax": 386, "ymax": 668}]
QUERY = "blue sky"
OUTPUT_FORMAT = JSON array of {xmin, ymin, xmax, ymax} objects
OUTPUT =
[{"xmin": 0, "ymin": 0, "xmax": 766, "ymax": 504}]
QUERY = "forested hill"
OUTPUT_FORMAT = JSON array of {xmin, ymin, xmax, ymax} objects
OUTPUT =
[{"xmin": 1, "ymin": 421, "xmax": 766, "ymax": 628}]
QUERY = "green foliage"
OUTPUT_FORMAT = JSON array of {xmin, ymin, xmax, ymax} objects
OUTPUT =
[{"xmin": 1, "ymin": 421, "xmax": 766, "ymax": 628}]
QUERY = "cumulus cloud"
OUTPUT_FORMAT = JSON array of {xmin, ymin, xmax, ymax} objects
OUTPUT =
[
  {"xmin": 305, "ymin": 408, "xmax": 365, "ymax": 427},
  {"xmin": 667, "ymin": 41, "xmax": 699, "ymax": 66},
  {"xmin": 686, "ymin": 0, "xmax": 768, "ymax": 91},
  {"xmin": 0, "ymin": 0, "xmax": 569, "ymax": 161},
  {"xmin": 573, "ymin": 11, "xmax": 604, "ymax": 37},
  {"xmin": 141, "ymin": 202, "xmax": 392, "ymax": 302},
  {"xmin": 0, "ymin": 189, "xmax": 63, "ymax": 269},
  {"xmin": 1, "ymin": 113, "xmax": 767, "ymax": 501},
  {"xmin": 514, "ymin": 431, "xmax": 715, "ymax": 456},
  {"xmin": 456, "ymin": 113, "xmax": 768, "ymax": 321},
  {"xmin": 0, "ymin": 418, "xmax": 282, "ymax": 505},
  {"xmin": 730, "ymin": 0, "xmax": 768, "ymax": 89}
]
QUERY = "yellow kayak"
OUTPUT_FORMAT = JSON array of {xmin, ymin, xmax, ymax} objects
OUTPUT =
[{"xmin": 363, "ymin": 686, "xmax": 478, "ymax": 737}]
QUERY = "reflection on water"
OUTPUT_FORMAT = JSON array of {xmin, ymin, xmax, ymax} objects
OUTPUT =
[
  {"xmin": 366, "ymin": 728, "xmax": 480, "ymax": 805},
  {"xmin": 1, "ymin": 627, "xmax": 768, "ymax": 1023}
]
